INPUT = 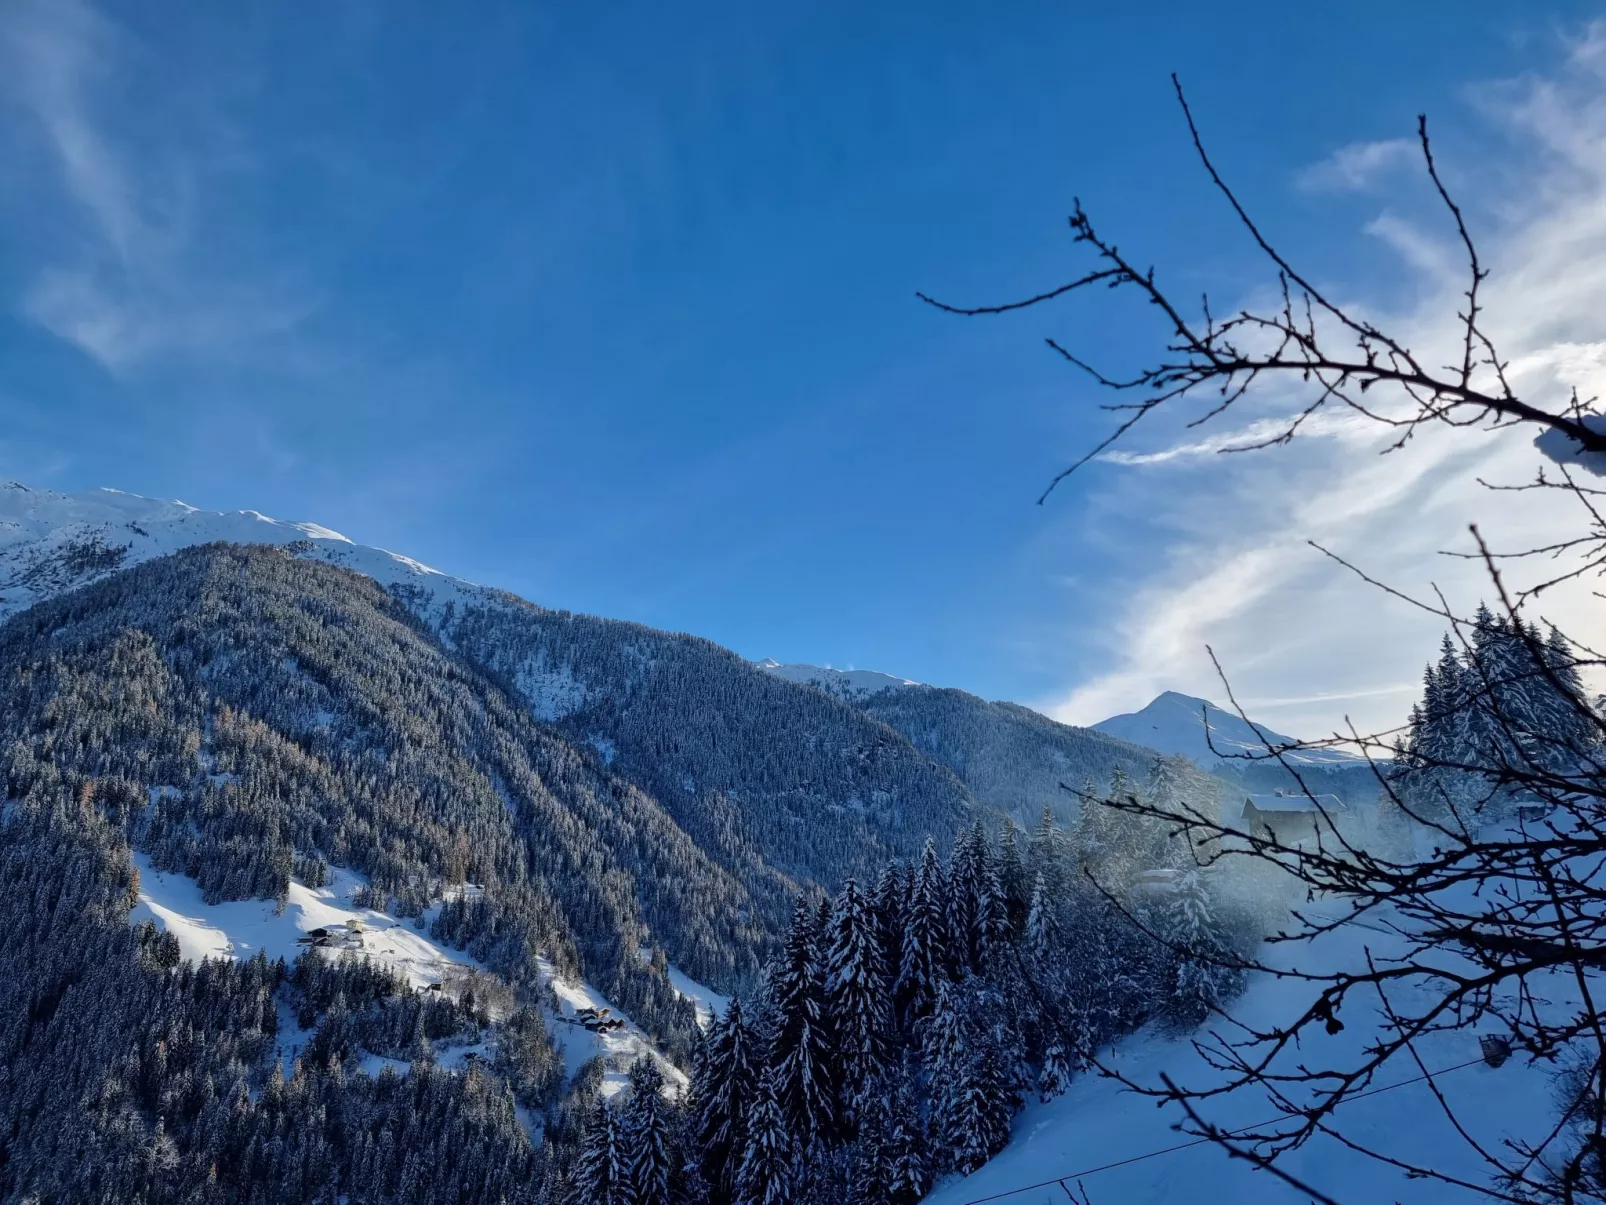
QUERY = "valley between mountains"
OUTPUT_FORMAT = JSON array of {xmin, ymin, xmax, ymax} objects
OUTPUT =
[{"xmin": 0, "ymin": 482, "xmax": 1399, "ymax": 1204}]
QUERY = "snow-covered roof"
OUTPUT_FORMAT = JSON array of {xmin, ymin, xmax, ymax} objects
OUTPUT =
[{"xmin": 1242, "ymin": 791, "xmax": 1348, "ymax": 816}]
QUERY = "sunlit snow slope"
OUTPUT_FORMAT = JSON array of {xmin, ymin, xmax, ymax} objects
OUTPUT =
[
  {"xmin": 926, "ymin": 888, "xmax": 1570, "ymax": 1204},
  {"xmin": 0, "ymin": 482, "xmax": 487, "ymax": 621}
]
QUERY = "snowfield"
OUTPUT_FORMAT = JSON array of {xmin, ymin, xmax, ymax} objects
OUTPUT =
[
  {"xmin": 927, "ymin": 895, "xmax": 1576, "ymax": 1204},
  {"xmin": 130, "ymin": 854, "xmax": 478, "ymax": 988},
  {"xmin": 0, "ymin": 481, "xmax": 491, "ymax": 622},
  {"xmin": 667, "ymin": 962, "xmax": 731, "ymax": 1030}
]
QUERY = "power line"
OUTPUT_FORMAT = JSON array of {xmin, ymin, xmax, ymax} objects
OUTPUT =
[{"xmin": 957, "ymin": 1056, "xmax": 1489, "ymax": 1205}]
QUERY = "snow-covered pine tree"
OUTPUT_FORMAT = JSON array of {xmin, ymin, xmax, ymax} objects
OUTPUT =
[
  {"xmin": 620, "ymin": 1058, "xmax": 673, "ymax": 1205},
  {"xmin": 768, "ymin": 902, "xmax": 835, "ymax": 1141},
  {"xmin": 920, "ymin": 979, "xmax": 964, "ymax": 1174},
  {"xmin": 1038, "ymin": 1033, "xmax": 1072, "ymax": 1102},
  {"xmin": 1395, "ymin": 632, "xmax": 1476, "ymax": 820},
  {"xmin": 1165, "ymin": 868, "xmax": 1238, "ymax": 1027},
  {"xmin": 1024, "ymin": 872, "xmax": 1058, "ymax": 959},
  {"xmin": 1073, "ymin": 770, "xmax": 1127, "ymax": 873},
  {"xmin": 824, "ymin": 878, "xmax": 890, "ymax": 1126},
  {"xmin": 845, "ymin": 1083, "xmax": 891, "ymax": 1205},
  {"xmin": 881, "ymin": 1065, "xmax": 929, "ymax": 1205},
  {"xmin": 693, "ymin": 996, "xmax": 758, "ymax": 1200},
  {"xmin": 571, "ymin": 1101, "xmax": 625, "ymax": 1205},
  {"xmin": 973, "ymin": 829, "xmax": 1010, "ymax": 968},
  {"xmin": 945, "ymin": 823, "xmax": 984, "ymax": 974},
  {"xmin": 929, "ymin": 992, "xmax": 1013, "ymax": 1176},
  {"xmin": 1028, "ymin": 803, "xmax": 1070, "ymax": 898},
  {"xmin": 996, "ymin": 818, "xmax": 1029, "ymax": 935},
  {"xmin": 734, "ymin": 1068, "xmax": 795, "ymax": 1205},
  {"xmin": 1536, "ymin": 623, "xmax": 1598, "ymax": 761},
  {"xmin": 870, "ymin": 862, "xmax": 908, "ymax": 990},
  {"xmin": 895, "ymin": 839, "xmax": 949, "ymax": 1026}
]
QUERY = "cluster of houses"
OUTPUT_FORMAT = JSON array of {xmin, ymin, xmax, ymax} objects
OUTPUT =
[
  {"xmin": 570, "ymin": 1006, "xmax": 625, "ymax": 1033},
  {"xmin": 295, "ymin": 922, "xmax": 366, "ymax": 951}
]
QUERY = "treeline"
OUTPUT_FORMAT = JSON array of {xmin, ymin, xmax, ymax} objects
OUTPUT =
[{"xmin": 562, "ymin": 760, "xmax": 1258, "ymax": 1204}]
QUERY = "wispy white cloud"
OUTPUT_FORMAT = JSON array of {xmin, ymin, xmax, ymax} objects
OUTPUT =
[
  {"xmin": 1048, "ymin": 34, "xmax": 1606, "ymax": 741},
  {"xmin": 0, "ymin": 0, "xmax": 314, "ymax": 371},
  {"xmin": 1296, "ymin": 137, "xmax": 1417, "ymax": 193}
]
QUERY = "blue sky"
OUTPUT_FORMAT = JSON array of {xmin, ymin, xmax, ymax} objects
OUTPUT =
[{"xmin": 1, "ymin": 0, "xmax": 1602, "ymax": 737}]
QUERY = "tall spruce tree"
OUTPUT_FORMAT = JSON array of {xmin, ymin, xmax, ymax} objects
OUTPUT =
[
  {"xmin": 620, "ymin": 1058, "xmax": 673, "ymax": 1205},
  {"xmin": 824, "ymin": 878, "xmax": 890, "ymax": 1126},
  {"xmin": 734, "ymin": 1068, "xmax": 794, "ymax": 1205},
  {"xmin": 572, "ymin": 1101, "xmax": 625, "ymax": 1205},
  {"xmin": 996, "ymin": 818, "xmax": 1029, "ymax": 935},
  {"xmin": 895, "ymin": 840, "xmax": 949, "ymax": 1026},
  {"xmin": 693, "ymin": 996, "xmax": 758, "ymax": 1202},
  {"xmin": 1166, "ymin": 868, "xmax": 1238, "ymax": 1027},
  {"xmin": 768, "ymin": 902, "xmax": 834, "ymax": 1141},
  {"xmin": 869, "ymin": 862, "xmax": 908, "ymax": 992},
  {"xmin": 946, "ymin": 823, "xmax": 986, "ymax": 974}
]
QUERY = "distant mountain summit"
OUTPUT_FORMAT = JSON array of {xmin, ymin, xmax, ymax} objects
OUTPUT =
[{"xmin": 1093, "ymin": 690, "xmax": 1362, "ymax": 768}]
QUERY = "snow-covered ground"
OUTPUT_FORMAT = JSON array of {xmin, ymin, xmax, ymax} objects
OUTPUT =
[
  {"xmin": 0, "ymin": 481, "xmax": 489, "ymax": 622},
  {"xmin": 540, "ymin": 954, "xmax": 689, "ymax": 1098},
  {"xmin": 130, "ymin": 855, "xmax": 686, "ymax": 1099},
  {"xmin": 755, "ymin": 658, "xmax": 921, "ymax": 699},
  {"xmin": 927, "ymin": 899, "xmax": 1574, "ymax": 1204},
  {"xmin": 131, "ymin": 854, "xmax": 480, "ymax": 988},
  {"xmin": 667, "ymin": 962, "xmax": 731, "ymax": 1031}
]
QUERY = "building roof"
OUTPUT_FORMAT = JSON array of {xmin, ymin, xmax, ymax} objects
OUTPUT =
[{"xmin": 1242, "ymin": 791, "xmax": 1348, "ymax": 817}]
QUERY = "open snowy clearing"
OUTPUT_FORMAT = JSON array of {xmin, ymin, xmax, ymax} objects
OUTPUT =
[
  {"xmin": 667, "ymin": 961, "xmax": 731, "ymax": 1030},
  {"xmin": 130, "ymin": 856, "xmax": 685, "ymax": 1098},
  {"xmin": 131, "ymin": 855, "xmax": 477, "ymax": 988}
]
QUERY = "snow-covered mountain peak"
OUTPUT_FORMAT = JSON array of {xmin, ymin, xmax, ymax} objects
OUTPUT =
[
  {"xmin": 1092, "ymin": 690, "xmax": 1362, "ymax": 768},
  {"xmin": 754, "ymin": 658, "xmax": 921, "ymax": 700},
  {"xmin": 0, "ymin": 481, "xmax": 484, "ymax": 621}
]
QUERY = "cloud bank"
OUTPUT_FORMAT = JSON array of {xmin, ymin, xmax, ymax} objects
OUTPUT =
[{"xmin": 1049, "ymin": 28, "xmax": 1606, "ymax": 742}]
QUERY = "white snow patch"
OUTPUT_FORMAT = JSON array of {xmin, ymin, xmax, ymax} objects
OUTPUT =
[
  {"xmin": 129, "ymin": 854, "xmax": 483, "ymax": 989},
  {"xmin": 535, "ymin": 955, "xmax": 688, "ymax": 1100},
  {"xmin": 358, "ymin": 1053, "xmax": 413, "ymax": 1078},
  {"xmin": 515, "ymin": 663, "xmax": 591, "ymax": 723},
  {"xmin": 1536, "ymin": 414, "xmax": 1606, "ymax": 476},
  {"xmin": 666, "ymin": 963, "xmax": 730, "ymax": 1031},
  {"xmin": 756, "ymin": 658, "xmax": 920, "ymax": 699}
]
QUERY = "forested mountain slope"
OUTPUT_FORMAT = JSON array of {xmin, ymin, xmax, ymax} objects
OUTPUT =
[
  {"xmin": 0, "ymin": 484, "xmax": 984, "ymax": 900},
  {"xmin": 431, "ymin": 598, "xmax": 978, "ymax": 893},
  {"xmin": 753, "ymin": 660, "xmax": 1164, "ymax": 822},
  {"xmin": 0, "ymin": 543, "xmax": 768, "ymax": 1012},
  {"xmin": 850, "ymin": 686, "xmax": 1163, "ymax": 823}
]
